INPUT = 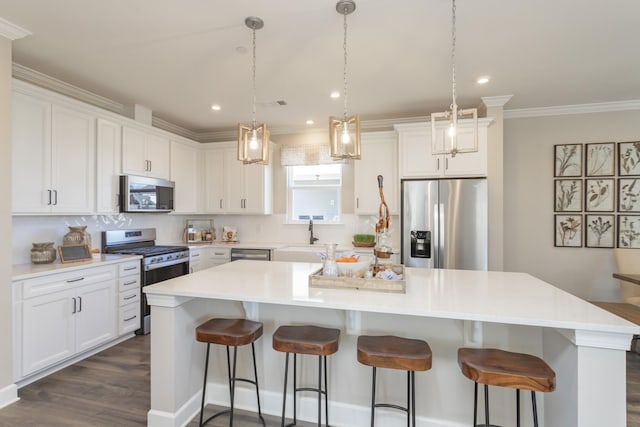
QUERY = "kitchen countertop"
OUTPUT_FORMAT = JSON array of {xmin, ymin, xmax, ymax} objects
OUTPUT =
[
  {"xmin": 145, "ymin": 260, "xmax": 638, "ymax": 334},
  {"xmin": 12, "ymin": 254, "xmax": 142, "ymax": 281}
]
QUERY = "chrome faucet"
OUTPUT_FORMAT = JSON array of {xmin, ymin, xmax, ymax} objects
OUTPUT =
[{"xmin": 309, "ymin": 219, "xmax": 319, "ymax": 245}]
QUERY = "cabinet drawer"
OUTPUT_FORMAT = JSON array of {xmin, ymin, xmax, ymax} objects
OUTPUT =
[
  {"xmin": 210, "ymin": 249, "xmax": 231, "ymax": 260},
  {"xmin": 119, "ymin": 275, "xmax": 140, "ymax": 292},
  {"xmin": 120, "ymin": 304, "xmax": 140, "ymax": 335},
  {"xmin": 119, "ymin": 288, "xmax": 140, "ymax": 306},
  {"xmin": 119, "ymin": 262, "xmax": 140, "ymax": 277},
  {"xmin": 22, "ymin": 266, "xmax": 115, "ymax": 299}
]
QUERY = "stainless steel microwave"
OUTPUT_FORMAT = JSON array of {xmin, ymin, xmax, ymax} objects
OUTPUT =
[{"xmin": 119, "ymin": 175, "xmax": 175, "ymax": 213}]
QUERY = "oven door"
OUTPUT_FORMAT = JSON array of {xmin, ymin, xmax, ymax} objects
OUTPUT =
[{"xmin": 138, "ymin": 259, "xmax": 189, "ymax": 335}]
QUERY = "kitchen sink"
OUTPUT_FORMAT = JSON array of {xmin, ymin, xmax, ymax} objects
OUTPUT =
[{"xmin": 273, "ymin": 244, "xmax": 365, "ymax": 262}]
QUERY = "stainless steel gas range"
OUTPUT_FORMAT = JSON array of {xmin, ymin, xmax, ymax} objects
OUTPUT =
[{"xmin": 101, "ymin": 228, "xmax": 189, "ymax": 335}]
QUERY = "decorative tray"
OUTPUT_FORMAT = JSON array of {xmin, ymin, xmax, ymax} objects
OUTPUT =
[{"xmin": 308, "ymin": 265, "xmax": 406, "ymax": 294}]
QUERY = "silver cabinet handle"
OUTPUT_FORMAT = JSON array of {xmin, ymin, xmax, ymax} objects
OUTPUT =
[
  {"xmin": 219, "ymin": 199, "xmax": 223, "ymax": 209},
  {"xmin": 124, "ymin": 294, "xmax": 137, "ymax": 301},
  {"xmin": 149, "ymin": 160, "xmax": 152, "ymax": 171},
  {"xmin": 77, "ymin": 296, "xmax": 82, "ymax": 312},
  {"xmin": 67, "ymin": 277, "xmax": 85, "ymax": 283},
  {"xmin": 72, "ymin": 297, "xmax": 77, "ymax": 314},
  {"xmin": 191, "ymin": 253, "xmax": 200, "ymax": 257},
  {"xmin": 445, "ymin": 158, "xmax": 449, "ymax": 170},
  {"xmin": 47, "ymin": 189, "xmax": 52, "ymax": 205},
  {"xmin": 53, "ymin": 189, "xmax": 58, "ymax": 205},
  {"xmin": 356, "ymin": 197, "xmax": 359, "ymax": 209},
  {"xmin": 123, "ymin": 280, "xmax": 137, "ymax": 286},
  {"xmin": 437, "ymin": 158, "xmax": 440, "ymax": 171},
  {"xmin": 124, "ymin": 315, "xmax": 137, "ymax": 322},
  {"xmin": 123, "ymin": 266, "xmax": 137, "ymax": 271}
]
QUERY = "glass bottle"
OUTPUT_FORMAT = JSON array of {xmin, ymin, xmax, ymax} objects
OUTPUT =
[{"xmin": 323, "ymin": 243, "xmax": 339, "ymax": 277}]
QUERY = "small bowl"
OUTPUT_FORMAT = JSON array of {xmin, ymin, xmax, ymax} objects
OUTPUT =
[{"xmin": 337, "ymin": 256, "xmax": 372, "ymax": 277}]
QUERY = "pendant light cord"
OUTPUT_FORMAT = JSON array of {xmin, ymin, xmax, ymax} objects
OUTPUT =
[
  {"xmin": 342, "ymin": 6, "xmax": 349, "ymax": 121},
  {"xmin": 451, "ymin": 0, "xmax": 457, "ymax": 112},
  {"xmin": 252, "ymin": 24, "xmax": 257, "ymax": 128}
]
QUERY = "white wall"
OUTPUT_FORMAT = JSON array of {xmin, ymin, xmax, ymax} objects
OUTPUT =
[
  {"xmin": 504, "ymin": 110, "xmax": 640, "ymax": 300},
  {"xmin": 0, "ymin": 36, "xmax": 15, "ymax": 403}
]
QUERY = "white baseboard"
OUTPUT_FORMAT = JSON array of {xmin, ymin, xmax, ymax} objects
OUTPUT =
[{"xmin": 0, "ymin": 383, "xmax": 19, "ymax": 409}]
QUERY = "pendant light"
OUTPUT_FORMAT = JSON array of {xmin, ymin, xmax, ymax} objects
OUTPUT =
[
  {"xmin": 431, "ymin": 0, "xmax": 478, "ymax": 157},
  {"xmin": 238, "ymin": 16, "xmax": 269, "ymax": 165},
  {"xmin": 329, "ymin": 0, "xmax": 361, "ymax": 160}
]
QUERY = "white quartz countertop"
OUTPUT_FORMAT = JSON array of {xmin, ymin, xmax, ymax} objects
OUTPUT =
[
  {"xmin": 12, "ymin": 254, "xmax": 142, "ymax": 281},
  {"xmin": 144, "ymin": 260, "xmax": 640, "ymax": 334}
]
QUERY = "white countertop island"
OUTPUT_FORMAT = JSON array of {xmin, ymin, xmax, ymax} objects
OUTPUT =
[{"xmin": 144, "ymin": 261, "xmax": 638, "ymax": 427}]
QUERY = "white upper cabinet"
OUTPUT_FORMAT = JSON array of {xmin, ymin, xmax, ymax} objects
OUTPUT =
[
  {"xmin": 96, "ymin": 118, "xmax": 122, "ymax": 214},
  {"xmin": 202, "ymin": 142, "xmax": 272, "ymax": 215},
  {"xmin": 396, "ymin": 118, "xmax": 492, "ymax": 179},
  {"xmin": 170, "ymin": 140, "xmax": 199, "ymax": 214},
  {"xmin": 122, "ymin": 126, "xmax": 170, "ymax": 180},
  {"xmin": 12, "ymin": 90, "xmax": 95, "ymax": 214},
  {"xmin": 354, "ymin": 131, "xmax": 399, "ymax": 215}
]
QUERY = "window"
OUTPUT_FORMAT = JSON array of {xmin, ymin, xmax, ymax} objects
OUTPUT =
[{"xmin": 287, "ymin": 164, "xmax": 342, "ymax": 223}]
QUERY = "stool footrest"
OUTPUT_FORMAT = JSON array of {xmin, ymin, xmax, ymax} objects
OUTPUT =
[
  {"xmin": 200, "ymin": 408, "xmax": 231, "ymax": 426},
  {"xmin": 374, "ymin": 402, "xmax": 409, "ymax": 413}
]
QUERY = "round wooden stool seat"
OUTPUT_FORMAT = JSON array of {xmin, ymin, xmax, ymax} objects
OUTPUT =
[
  {"xmin": 272, "ymin": 325, "xmax": 340, "ymax": 356},
  {"xmin": 195, "ymin": 318, "xmax": 263, "ymax": 347},
  {"xmin": 357, "ymin": 335, "xmax": 432, "ymax": 371},
  {"xmin": 458, "ymin": 348, "xmax": 555, "ymax": 392}
]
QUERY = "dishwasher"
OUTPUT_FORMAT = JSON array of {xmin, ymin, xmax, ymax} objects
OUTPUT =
[{"xmin": 230, "ymin": 248, "xmax": 272, "ymax": 262}]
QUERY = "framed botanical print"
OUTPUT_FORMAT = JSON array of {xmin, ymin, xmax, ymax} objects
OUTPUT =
[
  {"xmin": 618, "ymin": 178, "xmax": 640, "ymax": 213},
  {"xmin": 585, "ymin": 142, "xmax": 615, "ymax": 176},
  {"xmin": 618, "ymin": 141, "xmax": 640, "ymax": 176},
  {"xmin": 554, "ymin": 144, "xmax": 583, "ymax": 177},
  {"xmin": 584, "ymin": 178, "xmax": 614, "ymax": 212},
  {"xmin": 554, "ymin": 179, "xmax": 582, "ymax": 212},
  {"xmin": 585, "ymin": 214, "xmax": 615, "ymax": 248},
  {"xmin": 555, "ymin": 214, "xmax": 582, "ymax": 247},
  {"xmin": 618, "ymin": 215, "xmax": 640, "ymax": 248}
]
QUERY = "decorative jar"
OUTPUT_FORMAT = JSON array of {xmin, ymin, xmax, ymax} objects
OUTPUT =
[
  {"xmin": 31, "ymin": 242, "xmax": 56, "ymax": 264},
  {"xmin": 63, "ymin": 225, "xmax": 91, "ymax": 247}
]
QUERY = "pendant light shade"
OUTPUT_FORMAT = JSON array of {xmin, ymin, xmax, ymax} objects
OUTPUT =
[
  {"xmin": 329, "ymin": 0, "xmax": 361, "ymax": 160},
  {"xmin": 238, "ymin": 16, "xmax": 269, "ymax": 165},
  {"xmin": 431, "ymin": 0, "xmax": 478, "ymax": 157}
]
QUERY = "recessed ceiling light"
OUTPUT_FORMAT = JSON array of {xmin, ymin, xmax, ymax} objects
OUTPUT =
[
  {"xmin": 477, "ymin": 76, "xmax": 490, "ymax": 85},
  {"xmin": 306, "ymin": 119, "xmax": 314, "ymax": 125},
  {"xmin": 211, "ymin": 104, "xmax": 221, "ymax": 111},
  {"xmin": 330, "ymin": 91, "xmax": 340, "ymax": 99}
]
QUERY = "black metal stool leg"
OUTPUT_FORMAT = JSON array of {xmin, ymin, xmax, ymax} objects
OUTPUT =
[
  {"xmin": 371, "ymin": 367, "xmax": 376, "ymax": 427},
  {"xmin": 281, "ymin": 352, "xmax": 289, "ymax": 427},
  {"xmin": 411, "ymin": 371, "xmax": 416, "ymax": 427},
  {"xmin": 324, "ymin": 355, "xmax": 329, "ymax": 427},
  {"xmin": 199, "ymin": 343, "xmax": 211, "ymax": 427},
  {"xmin": 484, "ymin": 384, "xmax": 490, "ymax": 427},
  {"xmin": 473, "ymin": 382, "xmax": 478, "ymax": 427},
  {"xmin": 531, "ymin": 391, "xmax": 539, "ymax": 427},
  {"xmin": 251, "ymin": 343, "xmax": 266, "ymax": 426},
  {"xmin": 293, "ymin": 353, "xmax": 298, "ymax": 425},
  {"xmin": 229, "ymin": 346, "xmax": 238, "ymax": 427},
  {"xmin": 317, "ymin": 355, "xmax": 322, "ymax": 427},
  {"xmin": 516, "ymin": 389, "xmax": 520, "ymax": 427},
  {"xmin": 406, "ymin": 371, "xmax": 410, "ymax": 427}
]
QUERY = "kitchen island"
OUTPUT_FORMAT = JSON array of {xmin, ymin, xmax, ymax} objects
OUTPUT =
[{"xmin": 144, "ymin": 260, "xmax": 638, "ymax": 427}]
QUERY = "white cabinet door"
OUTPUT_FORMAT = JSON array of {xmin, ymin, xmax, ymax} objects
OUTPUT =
[
  {"xmin": 12, "ymin": 92, "xmax": 52, "ymax": 213},
  {"xmin": 397, "ymin": 126, "xmax": 441, "ymax": 179},
  {"xmin": 243, "ymin": 162, "xmax": 271, "ymax": 214},
  {"xmin": 189, "ymin": 248, "xmax": 202, "ymax": 273},
  {"xmin": 122, "ymin": 127, "xmax": 171, "ymax": 179},
  {"xmin": 75, "ymin": 280, "xmax": 117, "ymax": 353},
  {"xmin": 21, "ymin": 290, "xmax": 74, "ymax": 376},
  {"xmin": 224, "ymin": 147, "xmax": 246, "ymax": 214},
  {"xmin": 354, "ymin": 131, "xmax": 399, "ymax": 215},
  {"xmin": 171, "ymin": 141, "xmax": 199, "ymax": 213},
  {"xmin": 96, "ymin": 118, "xmax": 122, "ymax": 213},
  {"xmin": 147, "ymin": 134, "xmax": 171, "ymax": 180},
  {"xmin": 122, "ymin": 126, "xmax": 147, "ymax": 176},
  {"xmin": 204, "ymin": 148, "xmax": 225, "ymax": 213},
  {"xmin": 51, "ymin": 105, "xmax": 95, "ymax": 213},
  {"xmin": 441, "ymin": 123, "xmax": 488, "ymax": 177}
]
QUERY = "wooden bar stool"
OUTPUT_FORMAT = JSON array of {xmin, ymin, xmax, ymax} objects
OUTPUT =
[
  {"xmin": 357, "ymin": 335, "xmax": 432, "ymax": 427},
  {"xmin": 457, "ymin": 348, "xmax": 556, "ymax": 427},
  {"xmin": 272, "ymin": 325, "xmax": 340, "ymax": 426},
  {"xmin": 195, "ymin": 318, "xmax": 265, "ymax": 427}
]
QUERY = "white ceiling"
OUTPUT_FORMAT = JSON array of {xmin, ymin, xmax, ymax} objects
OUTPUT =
[{"xmin": 1, "ymin": 0, "xmax": 639, "ymax": 136}]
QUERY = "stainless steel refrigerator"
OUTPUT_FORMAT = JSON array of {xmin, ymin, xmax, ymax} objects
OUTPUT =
[{"xmin": 401, "ymin": 178, "xmax": 488, "ymax": 270}]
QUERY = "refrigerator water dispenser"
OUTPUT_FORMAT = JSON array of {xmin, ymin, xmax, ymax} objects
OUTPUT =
[{"xmin": 410, "ymin": 230, "xmax": 430, "ymax": 258}]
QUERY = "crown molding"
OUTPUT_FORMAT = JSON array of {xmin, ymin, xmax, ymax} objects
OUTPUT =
[
  {"xmin": 0, "ymin": 18, "xmax": 31, "ymax": 40},
  {"xmin": 482, "ymin": 95, "xmax": 514, "ymax": 108},
  {"xmin": 504, "ymin": 100, "xmax": 640, "ymax": 119},
  {"xmin": 152, "ymin": 117, "xmax": 200, "ymax": 141},
  {"xmin": 12, "ymin": 63, "xmax": 125, "ymax": 114}
]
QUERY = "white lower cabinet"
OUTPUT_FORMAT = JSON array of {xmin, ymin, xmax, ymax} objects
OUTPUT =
[
  {"xmin": 117, "ymin": 261, "xmax": 141, "ymax": 335},
  {"xmin": 190, "ymin": 247, "xmax": 230, "ymax": 273},
  {"xmin": 18, "ymin": 265, "xmax": 117, "ymax": 378}
]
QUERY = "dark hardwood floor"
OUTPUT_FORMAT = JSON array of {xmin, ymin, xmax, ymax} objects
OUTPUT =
[{"xmin": 1, "ymin": 335, "xmax": 639, "ymax": 426}]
